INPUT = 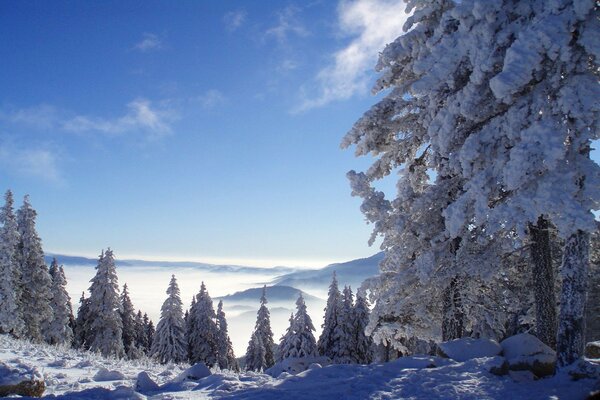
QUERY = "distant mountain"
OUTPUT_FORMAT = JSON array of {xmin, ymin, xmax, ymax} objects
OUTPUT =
[
  {"xmin": 215, "ymin": 285, "xmax": 322, "ymax": 304},
  {"xmin": 44, "ymin": 253, "xmax": 295, "ymax": 275},
  {"xmin": 271, "ymin": 252, "xmax": 384, "ymax": 292}
]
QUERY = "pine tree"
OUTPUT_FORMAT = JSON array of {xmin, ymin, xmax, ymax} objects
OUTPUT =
[
  {"xmin": 186, "ymin": 296, "xmax": 196, "ymax": 360},
  {"xmin": 188, "ymin": 282, "xmax": 219, "ymax": 366},
  {"xmin": 151, "ymin": 275, "xmax": 187, "ymax": 364},
  {"xmin": 47, "ymin": 260, "xmax": 74, "ymax": 345},
  {"xmin": 0, "ymin": 190, "xmax": 23, "ymax": 336},
  {"xmin": 354, "ymin": 292, "xmax": 373, "ymax": 364},
  {"xmin": 245, "ymin": 286, "xmax": 275, "ymax": 371},
  {"xmin": 88, "ymin": 249, "xmax": 124, "ymax": 358},
  {"xmin": 317, "ymin": 272, "xmax": 342, "ymax": 359},
  {"xmin": 278, "ymin": 313, "xmax": 295, "ymax": 362},
  {"xmin": 246, "ymin": 332, "xmax": 266, "ymax": 371},
  {"xmin": 17, "ymin": 195, "xmax": 53, "ymax": 342},
  {"xmin": 144, "ymin": 313, "xmax": 155, "ymax": 353},
  {"xmin": 74, "ymin": 292, "xmax": 91, "ymax": 349},
  {"xmin": 280, "ymin": 294, "xmax": 317, "ymax": 359},
  {"xmin": 332, "ymin": 286, "xmax": 356, "ymax": 364},
  {"xmin": 120, "ymin": 284, "xmax": 142, "ymax": 358},
  {"xmin": 216, "ymin": 300, "xmax": 239, "ymax": 371}
]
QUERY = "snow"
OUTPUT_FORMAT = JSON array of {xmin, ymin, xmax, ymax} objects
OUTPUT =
[
  {"xmin": 501, "ymin": 333, "xmax": 556, "ymax": 363},
  {"xmin": 0, "ymin": 334, "xmax": 595, "ymax": 399},
  {"xmin": 93, "ymin": 368, "xmax": 126, "ymax": 382},
  {"xmin": 438, "ymin": 338, "xmax": 502, "ymax": 362},
  {"xmin": 173, "ymin": 363, "xmax": 211, "ymax": 382}
]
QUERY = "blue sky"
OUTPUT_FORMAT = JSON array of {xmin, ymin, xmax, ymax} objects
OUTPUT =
[{"xmin": 0, "ymin": 1, "xmax": 409, "ymax": 267}]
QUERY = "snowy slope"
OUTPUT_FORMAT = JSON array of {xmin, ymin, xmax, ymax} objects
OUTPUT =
[
  {"xmin": 0, "ymin": 334, "xmax": 595, "ymax": 399},
  {"xmin": 215, "ymin": 286, "xmax": 321, "ymax": 304}
]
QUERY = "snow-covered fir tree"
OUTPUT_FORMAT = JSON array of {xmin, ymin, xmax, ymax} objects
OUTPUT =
[
  {"xmin": 332, "ymin": 286, "xmax": 356, "ymax": 364},
  {"xmin": 353, "ymin": 291, "xmax": 373, "ymax": 364},
  {"xmin": 74, "ymin": 292, "xmax": 91, "ymax": 349},
  {"xmin": 120, "ymin": 284, "xmax": 143, "ymax": 359},
  {"xmin": 17, "ymin": 195, "xmax": 53, "ymax": 343},
  {"xmin": 317, "ymin": 272, "xmax": 342, "ymax": 359},
  {"xmin": 151, "ymin": 275, "xmax": 187, "ymax": 364},
  {"xmin": 47, "ymin": 259, "xmax": 74, "ymax": 346},
  {"xmin": 143, "ymin": 313, "xmax": 155, "ymax": 354},
  {"xmin": 188, "ymin": 282, "xmax": 219, "ymax": 367},
  {"xmin": 216, "ymin": 300, "xmax": 239, "ymax": 371},
  {"xmin": 342, "ymin": 0, "xmax": 599, "ymax": 367},
  {"xmin": 87, "ymin": 249, "xmax": 124, "ymax": 358},
  {"xmin": 246, "ymin": 332, "xmax": 266, "ymax": 371},
  {"xmin": 0, "ymin": 190, "xmax": 23, "ymax": 336},
  {"xmin": 280, "ymin": 294, "xmax": 317, "ymax": 359},
  {"xmin": 186, "ymin": 296, "xmax": 196, "ymax": 360},
  {"xmin": 245, "ymin": 286, "xmax": 275, "ymax": 371},
  {"xmin": 277, "ymin": 313, "xmax": 295, "ymax": 362}
]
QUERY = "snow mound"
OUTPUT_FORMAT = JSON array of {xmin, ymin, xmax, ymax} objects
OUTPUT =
[
  {"xmin": 0, "ymin": 361, "xmax": 42, "ymax": 386},
  {"xmin": 500, "ymin": 333, "xmax": 556, "ymax": 377},
  {"xmin": 135, "ymin": 371, "xmax": 159, "ymax": 393},
  {"xmin": 93, "ymin": 367, "xmax": 126, "ymax": 381},
  {"xmin": 265, "ymin": 356, "xmax": 331, "ymax": 377},
  {"xmin": 173, "ymin": 363, "xmax": 211, "ymax": 382},
  {"xmin": 438, "ymin": 338, "xmax": 502, "ymax": 362},
  {"xmin": 389, "ymin": 356, "xmax": 448, "ymax": 369}
]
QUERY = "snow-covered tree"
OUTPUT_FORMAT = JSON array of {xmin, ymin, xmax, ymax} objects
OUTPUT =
[
  {"xmin": 246, "ymin": 332, "xmax": 266, "ymax": 371},
  {"xmin": 280, "ymin": 294, "xmax": 317, "ymax": 359},
  {"xmin": 216, "ymin": 300, "xmax": 239, "ymax": 371},
  {"xmin": 17, "ymin": 195, "xmax": 53, "ymax": 342},
  {"xmin": 151, "ymin": 275, "xmax": 187, "ymax": 364},
  {"xmin": 277, "ymin": 313, "xmax": 295, "ymax": 362},
  {"xmin": 74, "ymin": 292, "xmax": 91, "ymax": 349},
  {"xmin": 120, "ymin": 284, "xmax": 143, "ymax": 359},
  {"xmin": 0, "ymin": 190, "xmax": 23, "ymax": 336},
  {"xmin": 332, "ymin": 286, "xmax": 356, "ymax": 364},
  {"xmin": 317, "ymin": 272, "xmax": 342, "ymax": 359},
  {"xmin": 342, "ymin": 0, "xmax": 599, "ymax": 367},
  {"xmin": 47, "ymin": 259, "xmax": 73, "ymax": 345},
  {"xmin": 245, "ymin": 286, "xmax": 275, "ymax": 371},
  {"xmin": 586, "ymin": 231, "xmax": 600, "ymax": 344},
  {"xmin": 188, "ymin": 282, "xmax": 219, "ymax": 366},
  {"xmin": 186, "ymin": 296, "xmax": 196, "ymax": 360},
  {"xmin": 354, "ymin": 291, "xmax": 373, "ymax": 364},
  {"xmin": 87, "ymin": 249, "xmax": 124, "ymax": 358},
  {"xmin": 143, "ymin": 313, "xmax": 155, "ymax": 353}
]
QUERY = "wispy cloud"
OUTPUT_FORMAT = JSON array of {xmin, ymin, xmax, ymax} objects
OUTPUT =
[
  {"xmin": 295, "ymin": 0, "xmax": 408, "ymax": 112},
  {"xmin": 224, "ymin": 9, "xmax": 246, "ymax": 32},
  {"xmin": 63, "ymin": 98, "xmax": 176, "ymax": 140},
  {"xmin": 195, "ymin": 90, "xmax": 227, "ymax": 110},
  {"xmin": 0, "ymin": 104, "xmax": 61, "ymax": 130},
  {"xmin": 134, "ymin": 33, "xmax": 164, "ymax": 52},
  {"xmin": 265, "ymin": 5, "xmax": 309, "ymax": 44},
  {"xmin": 0, "ymin": 141, "xmax": 63, "ymax": 184}
]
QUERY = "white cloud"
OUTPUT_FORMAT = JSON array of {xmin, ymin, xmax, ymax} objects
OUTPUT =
[
  {"xmin": 62, "ymin": 98, "xmax": 175, "ymax": 140},
  {"xmin": 0, "ymin": 142, "xmax": 63, "ymax": 184},
  {"xmin": 0, "ymin": 104, "xmax": 60, "ymax": 130},
  {"xmin": 134, "ymin": 33, "xmax": 164, "ymax": 52},
  {"xmin": 224, "ymin": 10, "xmax": 246, "ymax": 32},
  {"xmin": 195, "ymin": 90, "xmax": 227, "ymax": 110},
  {"xmin": 296, "ymin": 0, "xmax": 409, "ymax": 112},
  {"xmin": 265, "ymin": 5, "xmax": 309, "ymax": 44}
]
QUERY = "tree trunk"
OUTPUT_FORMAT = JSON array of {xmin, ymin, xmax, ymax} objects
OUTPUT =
[
  {"xmin": 556, "ymin": 230, "xmax": 590, "ymax": 369},
  {"xmin": 442, "ymin": 276, "xmax": 464, "ymax": 341},
  {"xmin": 528, "ymin": 216, "xmax": 557, "ymax": 349}
]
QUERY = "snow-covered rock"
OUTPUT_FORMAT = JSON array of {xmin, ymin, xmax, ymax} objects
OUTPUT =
[
  {"xmin": 0, "ymin": 362, "xmax": 45, "ymax": 397},
  {"xmin": 500, "ymin": 333, "xmax": 556, "ymax": 377},
  {"xmin": 438, "ymin": 338, "xmax": 502, "ymax": 362},
  {"xmin": 135, "ymin": 371, "xmax": 159, "ymax": 393},
  {"xmin": 265, "ymin": 356, "xmax": 331, "ymax": 377},
  {"xmin": 173, "ymin": 363, "xmax": 211, "ymax": 382},
  {"xmin": 586, "ymin": 342, "xmax": 600, "ymax": 359},
  {"xmin": 93, "ymin": 367, "xmax": 126, "ymax": 381}
]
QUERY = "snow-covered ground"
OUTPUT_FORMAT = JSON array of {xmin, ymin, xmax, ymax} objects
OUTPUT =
[{"xmin": 0, "ymin": 334, "xmax": 596, "ymax": 399}]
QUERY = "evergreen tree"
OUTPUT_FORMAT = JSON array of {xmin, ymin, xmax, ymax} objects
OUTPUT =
[
  {"xmin": 245, "ymin": 286, "xmax": 275, "ymax": 370},
  {"xmin": 280, "ymin": 294, "xmax": 317, "ymax": 359},
  {"xmin": 88, "ymin": 249, "xmax": 124, "ymax": 358},
  {"xmin": 47, "ymin": 260, "xmax": 74, "ymax": 345},
  {"xmin": 586, "ymin": 232, "xmax": 600, "ymax": 344},
  {"xmin": 186, "ymin": 296, "xmax": 197, "ymax": 360},
  {"xmin": 0, "ymin": 190, "xmax": 23, "ymax": 336},
  {"xmin": 246, "ymin": 332, "xmax": 266, "ymax": 371},
  {"xmin": 74, "ymin": 292, "xmax": 91, "ymax": 349},
  {"xmin": 151, "ymin": 275, "xmax": 187, "ymax": 364},
  {"xmin": 144, "ymin": 313, "xmax": 155, "ymax": 353},
  {"xmin": 120, "ymin": 284, "xmax": 142, "ymax": 358},
  {"xmin": 216, "ymin": 300, "xmax": 239, "ymax": 371},
  {"xmin": 354, "ymin": 292, "xmax": 373, "ymax": 364},
  {"xmin": 17, "ymin": 195, "xmax": 53, "ymax": 342},
  {"xmin": 188, "ymin": 282, "xmax": 219, "ymax": 366},
  {"xmin": 317, "ymin": 272, "xmax": 342, "ymax": 359},
  {"xmin": 278, "ymin": 313, "xmax": 295, "ymax": 362},
  {"xmin": 332, "ymin": 286, "xmax": 356, "ymax": 364}
]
